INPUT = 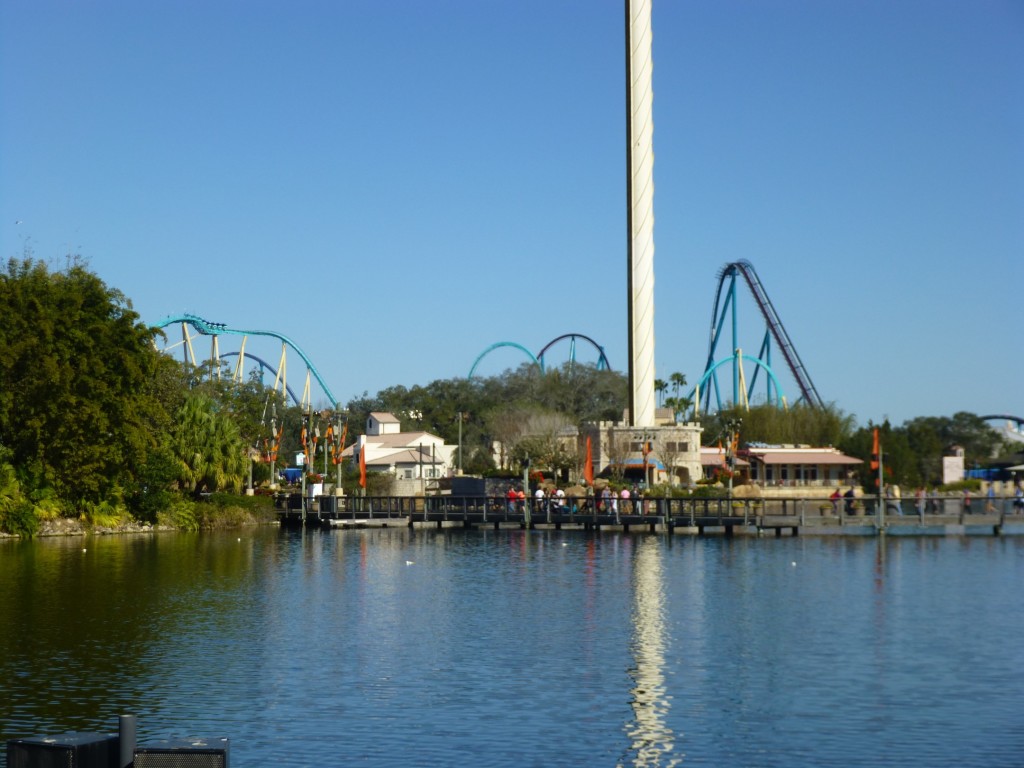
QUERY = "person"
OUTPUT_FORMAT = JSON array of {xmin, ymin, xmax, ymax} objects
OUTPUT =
[
  {"xmin": 885, "ymin": 484, "xmax": 902, "ymax": 516},
  {"xmin": 843, "ymin": 487, "xmax": 855, "ymax": 514},
  {"xmin": 914, "ymin": 487, "xmax": 925, "ymax": 518},
  {"xmin": 926, "ymin": 488, "xmax": 939, "ymax": 515},
  {"xmin": 985, "ymin": 484, "xmax": 996, "ymax": 513},
  {"xmin": 963, "ymin": 489, "xmax": 972, "ymax": 515},
  {"xmin": 506, "ymin": 486, "xmax": 517, "ymax": 513},
  {"xmin": 555, "ymin": 486, "xmax": 566, "ymax": 513},
  {"xmin": 620, "ymin": 487, "xmax": 631, "ymax": 514},
  {"xmin": 1014, "ymin": 484, "xmax": 1024, "ymax": 513},
  {"xmin": 829, "ymin": 487, "xmax": 841, "ymax": 514}
]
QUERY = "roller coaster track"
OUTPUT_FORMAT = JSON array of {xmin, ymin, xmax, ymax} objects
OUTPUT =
[
  {"xmin": 152, "ymin": 314, "xmax": 337, "ymax": 408},
  {"xmin": 469, "ymin": 333, "xmax": 611, "ymax": 379},
  {"xmin": 980, "ymin": 415, "xmax": 1024, "ymax": 443},
  {"xmin": 702, "ymin": 261, "xmax": 824, "ymax": 410}
]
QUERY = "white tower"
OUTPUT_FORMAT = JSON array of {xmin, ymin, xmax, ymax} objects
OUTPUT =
[{"xmin": 627, "ymin": 0, "xmax": 656, "ymax": 428}]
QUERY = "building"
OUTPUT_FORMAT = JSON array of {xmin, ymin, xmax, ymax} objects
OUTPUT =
[
  {"xmin": 737, "ymin": 444, "xmax": 861, "ymax": 491},
  {"xmin": 342, "ymin": 412, "xmax": 456, "ymax": 495},
  {"xmin": 581, "ymin": 409, "xmax": 703, "ymax": 487}
]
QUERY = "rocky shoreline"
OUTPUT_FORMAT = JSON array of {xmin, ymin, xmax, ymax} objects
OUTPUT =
[{"xmin": 0, "ymin": 517, "xmax": 176, "ymax": 539}]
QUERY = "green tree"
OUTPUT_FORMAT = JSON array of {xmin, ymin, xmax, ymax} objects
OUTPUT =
[
  {"xmin": 704, "ymin": 402, "xmax": 855, "ymax": 448},
  {"xmin": 169, "ymin": 393, "xmax": 247, "ymax": 497},
  {"xmin": 0, "ymin": 256, "xmax": 167, "ymax": 509}
]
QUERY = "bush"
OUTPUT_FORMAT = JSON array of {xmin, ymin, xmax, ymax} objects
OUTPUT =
[
  {"xmin": 158, "ymin": 498, "xmax": 199, "ymax": 532},
  {"xmin": 0, "ymin": 499, "xmax": 38, "ymax": 537},
  {"xmin": 940, "ymin": 479, "xmax": 982, "ymax": 493},
  {"xmin": 79, "ymin": 499, "xmax": 129, "ymax": 528}
]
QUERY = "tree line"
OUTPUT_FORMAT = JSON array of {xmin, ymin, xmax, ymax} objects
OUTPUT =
[{"xmin": 1, "ymin": 257, "xmax": 1016, "ymax": 535}]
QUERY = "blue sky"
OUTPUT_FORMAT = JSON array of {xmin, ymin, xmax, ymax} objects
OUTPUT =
[{"xmin": 2, "ymin": 1, "xmax": 1021, "ymax": 427}]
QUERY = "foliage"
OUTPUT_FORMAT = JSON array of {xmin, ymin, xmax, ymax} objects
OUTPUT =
[
  {"xmin": 343, "ymin": 362, "xmax": 627, "ymax": 476},
  {"xmin": 0, "ymin": 497, "xmax": 37, "ymax": 537},
  {"xmin": 157, "ymin": 498, "xmax": 199, "ymax": 532},
  {"xmin": 842, "ymin": 414, "xmax": 1009, "ymax": 489},
  {"xmin": 940, "ymin": 479, "xmax": 982, "ymax": 493},
  {"xmin": 128, "ymin": 443, "xmax": 179, "ymax": 523},
  {"xmin": 168, "ymin": 393, "xmax": 247, "ymax": 497},
  {"xmin": 0, "ymin": 255, "xmax": 166, "ymax": 507},
  {"xmin": 704, "ymin": 402, "xmax": 856, "ymax": 448},
  {"xmin": 79, "ymin": 498, "xmax": 130, "ymax": 528}
]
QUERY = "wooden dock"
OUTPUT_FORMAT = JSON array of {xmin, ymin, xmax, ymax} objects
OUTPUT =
[{"xmin": 275, "ymin": 494, "xmax": 1024, "ymax": 536}]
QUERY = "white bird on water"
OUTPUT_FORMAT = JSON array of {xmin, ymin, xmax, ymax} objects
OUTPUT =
[{"xmin": 405, "ymin": 560, "xmax": 414, "ymax": 566}]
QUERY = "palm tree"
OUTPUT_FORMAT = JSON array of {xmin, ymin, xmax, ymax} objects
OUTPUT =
[
  {"xmin": 170, "ymin": 394, "xmax": 246, "ymax": 497},
  {"xmin": 655, "ymin": 379, "xmax": 668, "ymax": 408}
]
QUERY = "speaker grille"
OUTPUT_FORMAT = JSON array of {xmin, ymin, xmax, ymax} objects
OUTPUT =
[
  {"xmin": 6, "ymin": 732, "xmax": 118, "ymax": 768},
  {"xmin": 133, "ymin": 738, "xmax": 228, "ymax": 768}
]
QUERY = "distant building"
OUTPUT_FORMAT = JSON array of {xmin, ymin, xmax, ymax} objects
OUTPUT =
[
  {"xmin": 581, "ymin": 409, "xmax": 703, "ymax": 486},
  {"xmin": 942, "ymin": 446, "xmax": 965, "ymax": 485},
  {"xmin": 342, "ymin": 412, "xmax": 456, "ymax": 495},
  {"xmin": 737, "ymin": 445, "xmax": 861, "ymax": 491}
]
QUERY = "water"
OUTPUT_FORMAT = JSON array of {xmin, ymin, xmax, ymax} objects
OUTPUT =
[{"xmin": 1, "ymin": 527, "xmax": 1022, "ymax": 767}]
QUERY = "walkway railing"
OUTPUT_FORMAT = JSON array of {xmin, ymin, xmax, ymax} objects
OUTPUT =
[{"xmin": 275, "ymin": 492, "xmax": 1024, "ymax": 532}]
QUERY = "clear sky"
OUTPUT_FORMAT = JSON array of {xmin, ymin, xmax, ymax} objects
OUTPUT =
[{"xmin": 2, "ymin": 1, "xmax": 1021, "ymax": 427}]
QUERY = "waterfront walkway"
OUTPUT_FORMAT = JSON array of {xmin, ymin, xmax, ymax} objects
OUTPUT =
[{"xmin": 275, "ymin": 494, "xmax": 1024, "ymax": 536}]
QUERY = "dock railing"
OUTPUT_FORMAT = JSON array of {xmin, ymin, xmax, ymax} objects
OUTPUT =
[{"xmin": 276, "ymin": 491, "xmax": 1023, "ymax": 531}]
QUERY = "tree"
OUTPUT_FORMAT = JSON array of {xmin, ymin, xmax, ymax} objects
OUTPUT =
[
  {"xmin": 664, "ymin": 372, "xmax": 692, "ymax": 421},
  {"xmin": 704, "ymin": 403, "xmax": 855, "ymax": 448},
  {"xmin": 655, "ymin": 379, "xmax": 667, "ymax": 408},
  {"xmin": 0, "ymin": 256, "xmax": 167, "ymax": 508},
  {"xmin": 168, "ymin": 393, "xmax": 246, "ymax": 497}
]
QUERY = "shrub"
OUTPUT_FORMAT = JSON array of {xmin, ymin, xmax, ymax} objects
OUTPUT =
[
  {"xmin": 158, "ymin": 498, "xmax": 199, "ymax": 532},
  {"xmin": 0, "ymin": 499, "xmax": 38, "ymax": 537},
  {"xmin": 79, "ymin": 499, "xmax": 129, "ymax": 528}
]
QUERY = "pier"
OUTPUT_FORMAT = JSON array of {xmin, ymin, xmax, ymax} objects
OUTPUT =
[{"xmin": 275, "ymin": 494, "xmax": 1024, "ymax": 536}]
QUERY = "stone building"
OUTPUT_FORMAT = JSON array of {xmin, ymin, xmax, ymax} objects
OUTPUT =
[{"xmin": 580, "ymin": 409, "xmax": 703, "ymax": 487}]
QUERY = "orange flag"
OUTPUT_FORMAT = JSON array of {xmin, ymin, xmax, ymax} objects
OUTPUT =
[
  {"xmin": 584, "ymin": 436, "xmax": 594, "ymax": 485},
  {"xmin": 870, "ymin": 428, "xmax": 880, "ymax": 471},
  {"xmin": 358, "ymin": 444, "xmax": 367, "ymax": 489}
]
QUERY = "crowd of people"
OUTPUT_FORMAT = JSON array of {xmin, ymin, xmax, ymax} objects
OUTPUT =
[{"xmin": 504, "ymin": 484, "xmax": 651, "ymax": 516}]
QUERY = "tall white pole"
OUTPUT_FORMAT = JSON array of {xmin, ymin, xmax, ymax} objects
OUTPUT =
[{"xmin": 627, "ymin": 0, "xmax": 657, "ymax": 428}]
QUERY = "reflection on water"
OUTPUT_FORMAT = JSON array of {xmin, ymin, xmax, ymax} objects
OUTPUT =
[
  {"xmin": 619, "ymin": 537, "xmax": 680, "ymax": 767},
  {"xmin": 2, "ymin": 530, "xmax": 1023, "ymax": 767}
]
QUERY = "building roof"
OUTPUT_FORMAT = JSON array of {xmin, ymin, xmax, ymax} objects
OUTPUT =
[
  {"xmin": 699, "ymin": 446, "xmax": 749, "ymax": 467},
  {"xmin": 369, "ymin": 412, "xmax": 401, "ymax": 423},
  {"xmin": 367, "ymin": 447, "xmax": 443, "ymax": 467},
  {"xmin": 342, "ymin": 431, "xmax": 443, "ymax": 457},
  {"xmin": 741, "ymin": 449, "xmax": 861, "ymax": 465}
]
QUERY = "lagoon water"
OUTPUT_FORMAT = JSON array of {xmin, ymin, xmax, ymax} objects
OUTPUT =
[{"xmin": 1, "ymin": 526, "xmax": 1022, "ymax": 767}]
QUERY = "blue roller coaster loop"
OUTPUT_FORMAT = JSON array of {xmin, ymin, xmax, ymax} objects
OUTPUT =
[
  {"xmin": 690, "ymin": 354, "xmax": 787, "ymax": 413},
  {"xmin": 468, "ymin": 342, "xmax": 542, "ymax": 379},
  {"xmin": 536, "ymin": 333, "xmax": 612, "ymax": 372},
  {"xmin": 152, "ymin": 314, "xmax": 337, "ymax": 406}
]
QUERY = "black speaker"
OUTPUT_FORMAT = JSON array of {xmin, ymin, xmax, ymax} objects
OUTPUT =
[
  {"xmin": 6, "ymin": 731, "xmax": 119, "ymax": 768},
  {"xmin": 133, "ymin": 738, "xmax": 229, "ymax": 768}
]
